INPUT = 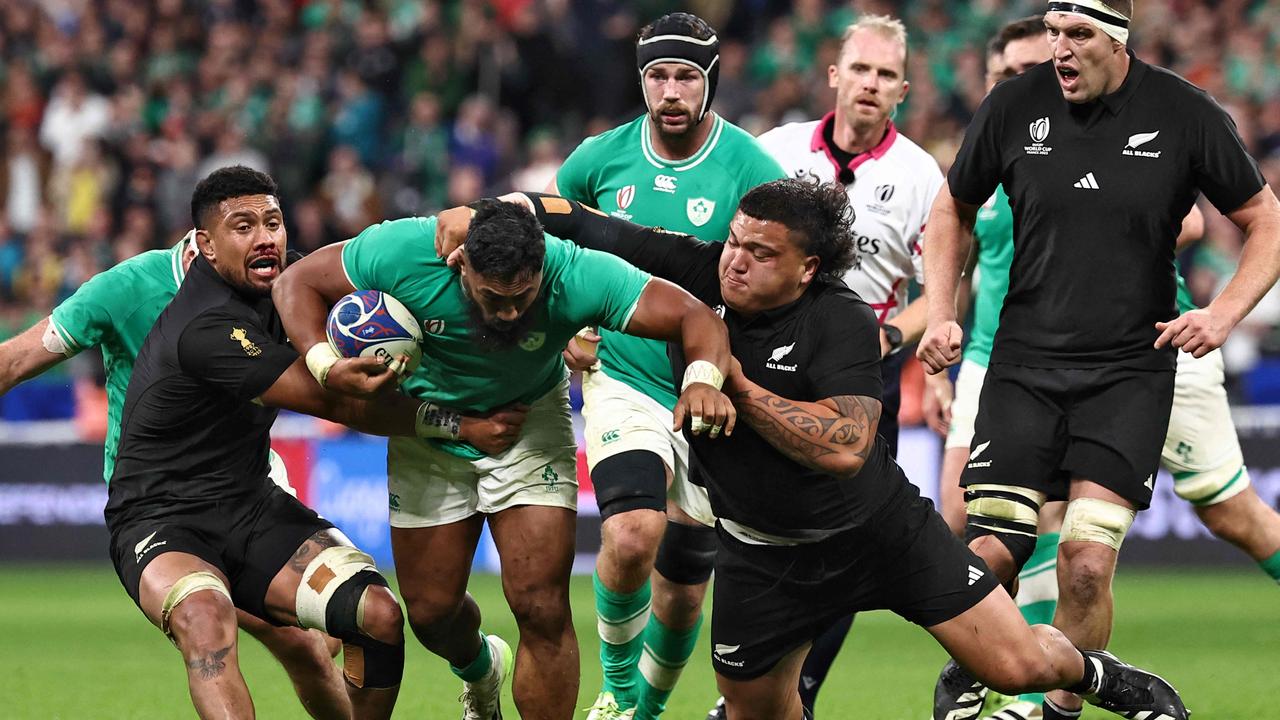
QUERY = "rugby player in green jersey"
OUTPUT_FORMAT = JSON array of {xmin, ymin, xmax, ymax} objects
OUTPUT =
[
  {"xmin": 549, "ymin": 13, "xmax": 784, "ymax": 719},
  {"xmin": 0, "ymin": 232, "xmax": 354, "ymax": 720},
  {"xmin": 273, "ymin": 199, "xmax": 734, "ymax": 720}
]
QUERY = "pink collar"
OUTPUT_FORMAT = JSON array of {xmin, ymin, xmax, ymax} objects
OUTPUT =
[{"xmin": 809, "ymin": 111, "xmax": 898, "ymax": 177}]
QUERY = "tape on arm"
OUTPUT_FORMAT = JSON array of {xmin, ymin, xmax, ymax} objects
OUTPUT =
[{"xmin": 306, "ymin": 342, "xmax": 340, "ymax": 387}]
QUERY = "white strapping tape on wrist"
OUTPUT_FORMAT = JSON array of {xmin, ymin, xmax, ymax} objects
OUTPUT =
[
  {"xmin": 306, "ymin": 342, "xmax": 340, "ymax": 387},
  {"xmin": 681, "ymin": 360, "xmax": 724, "ymax": 392}
]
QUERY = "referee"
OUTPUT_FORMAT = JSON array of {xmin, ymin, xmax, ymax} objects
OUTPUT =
[
  {"xmin": 433, "ymin": 182, "xmax": 1188, "ymax": 720},
  {"xmin": 919, "ymin": 2, "xmax": 1280, "ymax": 719}
]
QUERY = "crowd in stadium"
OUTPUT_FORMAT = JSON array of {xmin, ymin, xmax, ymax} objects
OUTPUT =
[{"xmin": 1, "ymin": 0, "xmax": 1279, "ymax": 412}]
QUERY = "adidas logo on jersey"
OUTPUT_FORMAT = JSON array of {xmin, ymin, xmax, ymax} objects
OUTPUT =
[
  {"xmin": 1073, "ymin": 172, "xmax": 1100, "ymax": 190},
  {"xmin": 967, "ymin": 565, "xmax": 985, "ymax": 586}
]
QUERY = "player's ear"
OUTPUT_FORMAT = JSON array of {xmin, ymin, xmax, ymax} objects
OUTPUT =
[
  {"xmin": 827, "ymin": 63, "xmax": 839, "ymax": 89},
  {"xmin": 195, "ymin": 229, "xmax": 216, "ymax": 261},
  {"xmin": 899, "ymin": 79, "xmax": 910, "ymax": 101},
  {"xmin": 801, "ymin": 255, "xmax": 820, "ymax": 285}
]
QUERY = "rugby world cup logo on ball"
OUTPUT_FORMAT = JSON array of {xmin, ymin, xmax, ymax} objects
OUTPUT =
[{"xmin": 326, "ymin": 290, "xmax": 424, "ymax": 374}]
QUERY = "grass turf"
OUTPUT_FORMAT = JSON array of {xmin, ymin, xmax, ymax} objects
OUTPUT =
[{"xmin": 0, "ymin": 565, "xmax": 1273, "ymax": 718}]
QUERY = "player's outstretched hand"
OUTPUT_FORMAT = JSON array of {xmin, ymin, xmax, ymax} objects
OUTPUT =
[
  {"xmin": 325, "ymin": 355, "xmax": 408, "ymax": 397},
  {"xmin": 1154, "ymin": 307, "xmax": 1233, "ymax": 358},
  {"xmin": 562, "ymin": 329, "xmax": 600, "ymax": 372},
  {"xmin": 917, "ymin": 321, "xmax": 964, "ymax": 374},
  {"xmin": 434, "ymin": 205, "xmax": 473, "ymax": 266},
  {"xmin": 673, "ymin": 382, "xmax": 736, "ymax": 439},
  {"xmin": 921, "ymin": 370, "xmax": 953, "ymax": 436},
  {"xmin": 460, "ymin": 402, "xmax": 531, "ymax": 455}
]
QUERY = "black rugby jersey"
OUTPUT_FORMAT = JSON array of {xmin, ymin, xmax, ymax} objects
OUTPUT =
[
  {"xmin": 949, "ymin": 53, "xmax": 1264, "ymax": 370},
  {"xmin": 106, "ymin": 255, "xmax": 298, "ymax": 528},
  {"xmin": 534, "ymin": 202, "xmax": 909, "ymax": 538}
]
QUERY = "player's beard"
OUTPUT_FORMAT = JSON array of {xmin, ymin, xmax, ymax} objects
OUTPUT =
[
  {"xmin": 463, "ymin": 292, "xmax": 542, "ymax": 352},
  {"xmin": 649, "ymin": 101, "xmax": 697, "ymax": 138}
]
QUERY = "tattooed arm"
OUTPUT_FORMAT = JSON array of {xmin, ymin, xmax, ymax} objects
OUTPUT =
[{"xmin": 726, "ymin": 361, "xmax": 881, "ymax": 479}]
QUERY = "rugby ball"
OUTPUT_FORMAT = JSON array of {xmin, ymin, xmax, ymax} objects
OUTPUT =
[{"xmin": 326, "ymin": 290, "xmax": 423, "ymax": 374}]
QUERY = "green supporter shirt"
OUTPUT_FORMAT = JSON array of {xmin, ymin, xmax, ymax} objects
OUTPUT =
[
  {"xmin": 965, "ymin": 187, "xmax": 1197, "ymax": 368},
  {"xmin": 48, "ymin": 239, "xmax": 188, "ymax": 482},
  {"xmin": 342, "ymin": 216, "xmax": 652, "ymax": 458},
  {"xmin": 556, "ymin": 113, "xmax": 785, "ymax": 409}
]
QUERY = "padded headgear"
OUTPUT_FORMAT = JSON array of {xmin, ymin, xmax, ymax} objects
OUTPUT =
[{"xmin": 636, "ymin": 13, "xmax": 720, "ymax": 123}]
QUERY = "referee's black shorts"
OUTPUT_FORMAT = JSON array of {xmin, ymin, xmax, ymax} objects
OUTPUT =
[
  {"xmin": 709, "ymin": 489, "xmax": 998, "ymax": 680},
  {"xmin": 108, "ymin": 484, "xmax": 335, "ymax": 624},
  {"xmin": 962, "ymin": 362, "xmax": 1175, "ymax": 509}
]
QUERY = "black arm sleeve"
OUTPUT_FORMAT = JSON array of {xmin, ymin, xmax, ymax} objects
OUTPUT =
[{"xmin": 521, "ymin": 192, "xmax": 723, "ymax": 301}]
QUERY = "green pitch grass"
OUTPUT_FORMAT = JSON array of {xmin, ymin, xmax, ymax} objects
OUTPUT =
[{"xmin": 1, "ymin": 565, "xmax": 1273, "ymax": 718}]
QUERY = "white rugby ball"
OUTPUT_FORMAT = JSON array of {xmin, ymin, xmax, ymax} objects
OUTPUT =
[{"xmin": 326, "ymin": 290, "xmax": 423, "ymax": 374}]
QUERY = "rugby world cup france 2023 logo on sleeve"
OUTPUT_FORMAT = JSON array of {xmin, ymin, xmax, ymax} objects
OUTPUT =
[
  {"xmin": 326, "ymin": 290, "xmax": 424, "ymax": 373},
  {"xmin": 1025, "ymin": 117, "xmax": 1052, "ymax": 155}
]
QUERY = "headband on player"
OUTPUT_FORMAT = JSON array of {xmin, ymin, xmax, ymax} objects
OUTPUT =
[
  {"xmin": 637, "ymin": 32, "xmax": 720, "ymax": 123},
  {"xmin": 1047, "ymin": 1, "xmax": 1130, "ymax": 44}
]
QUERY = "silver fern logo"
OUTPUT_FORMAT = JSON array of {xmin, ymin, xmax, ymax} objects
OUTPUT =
[{"xmin": 1123, "ymin": 130, "xmax": 1162, "ymax": 158}]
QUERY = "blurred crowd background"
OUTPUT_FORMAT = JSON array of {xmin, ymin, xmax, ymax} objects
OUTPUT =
[{"xmin": 3, "ymin": 0, "xmax": 1280, "ymax": 426}]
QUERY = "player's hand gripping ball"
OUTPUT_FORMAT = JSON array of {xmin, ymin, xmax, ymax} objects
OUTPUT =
[{"xmin": 326, "ymin": 290, "xmax": 423, "ymax": 376}]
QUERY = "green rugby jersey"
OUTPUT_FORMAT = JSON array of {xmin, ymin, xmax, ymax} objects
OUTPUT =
[
  {"xmin": 556, "ymin": 113, "xmax": 785, "ymax": 409},
  {"xmin": 342, "ymin": 216, "xmax": 652, "ymax": 458},
  {"xmin": 49, "ymin": 238, "xmax": 188, "ymax": 482},
  {"xmin": 965, "ymin": 187, "xmax": 1197, "ymax": 368},
  {"xmin": 964, "ymin": 186, "xmax": 1014, "ymax": 368}
]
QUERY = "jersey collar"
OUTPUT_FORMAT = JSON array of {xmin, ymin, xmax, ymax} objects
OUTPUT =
[
  {"xmin": 170, "ymin": 230, "xmax": 196, "ymax": 288},
  {"xmin": 640, "ymin": 113, "xmax": 724, "ymax": 171},
  {"xmin": 810, "ymin": 111, "xmax": 898, "ymax": 179},
  {"xmin": 1098, "ymin": 50, "xmax": 1147, "ymax": 115}
]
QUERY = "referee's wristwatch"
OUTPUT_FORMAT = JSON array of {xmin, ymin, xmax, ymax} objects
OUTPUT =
[{"xmin": 881, "ymin": 323, "xmax": 905, "ymax": 357}]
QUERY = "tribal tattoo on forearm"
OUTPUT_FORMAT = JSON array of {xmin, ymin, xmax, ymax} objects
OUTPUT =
[{"xmin": 731, "ymin": 391, "xmax": 881, "ymax": 475}]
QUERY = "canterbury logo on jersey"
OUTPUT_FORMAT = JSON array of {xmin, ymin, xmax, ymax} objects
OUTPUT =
[{"xmin": 653, "ymin": 175, "xmax": 677, "ymax": 193}]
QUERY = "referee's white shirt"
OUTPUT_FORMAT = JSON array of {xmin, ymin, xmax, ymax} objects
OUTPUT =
[{"xmin": 757, "ymin": 115, "xmax": 943, "ymax": 324}]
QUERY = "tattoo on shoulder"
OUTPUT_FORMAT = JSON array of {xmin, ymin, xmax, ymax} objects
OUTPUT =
[{"xmin": 187, "ymin": 644, "xmax": 232, "ymax": 681}]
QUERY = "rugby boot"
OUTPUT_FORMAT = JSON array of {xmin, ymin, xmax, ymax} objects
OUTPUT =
[
  {"xmin": 585, "ymin": 691, "xmax": 636, "ymax": 720},
  {"xmin": 460, "ymin": 634, "xmax": 514, "ymax": 720},
  {"xmin": 1080, "ymin": 650, "xmax": 1190, "ymax": 720},
  {"xmin": 987, "ymin": 700, "xmax": 1041, "ymax": 720},
  {"xmin": 705, "ymin": 697, "xmax": 727, "ymax": 720},
  {"xmin": 933, "ymin": 658, "xmax": 988, "ymax": 720}
]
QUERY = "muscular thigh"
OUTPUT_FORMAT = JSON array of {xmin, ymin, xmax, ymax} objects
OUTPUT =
[
  {"xmin": 232, "ymin": 486, "xmax": 336, "ymax": 623},
  {"xmin": 489, "ymin": 504, "xmax": 576, "ymax": 600}
]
